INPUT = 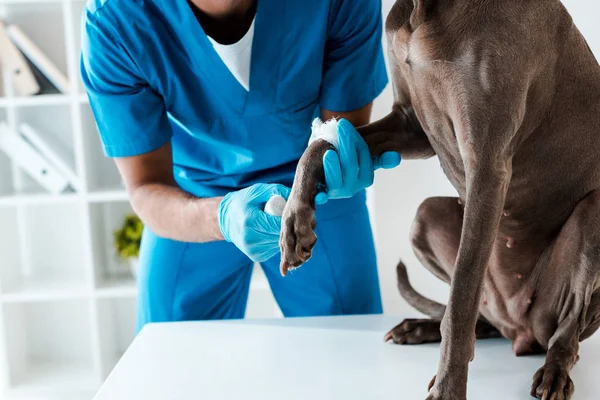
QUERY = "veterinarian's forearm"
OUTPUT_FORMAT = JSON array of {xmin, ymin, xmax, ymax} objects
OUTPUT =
[
  {"xmin": 129, "ymin": 183, "xmax": 223, "ymax": 243},
  {"xmin": 321, "ymin": 103, "xmax": 373, "ymax": 127}
]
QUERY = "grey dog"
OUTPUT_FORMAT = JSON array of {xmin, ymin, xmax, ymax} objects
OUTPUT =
[{"xmin": 278, "ymin": 0, "xmax": 600, "ymax": 399}]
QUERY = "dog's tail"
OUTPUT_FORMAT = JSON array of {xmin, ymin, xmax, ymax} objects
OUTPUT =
[{"xmin": 396, "ymin": 261, "xmax": 446, "ymax": 320}]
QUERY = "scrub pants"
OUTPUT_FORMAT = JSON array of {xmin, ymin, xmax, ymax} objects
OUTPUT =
[{"xmin": 136, "ymin": 191, "xmax": 382, "ymax": 332}]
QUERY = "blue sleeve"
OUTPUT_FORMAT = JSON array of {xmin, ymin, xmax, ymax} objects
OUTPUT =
[
  {"xmin": 80, "ymin": 9, "xmax": 172, "ymax": 158},
  {"xmin": 319, "ymin": 0, "xmax": 389, "ymax": 112}
]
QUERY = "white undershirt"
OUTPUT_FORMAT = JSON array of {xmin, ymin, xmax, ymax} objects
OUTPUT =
[{"xmin": 207, "ymin": 18, "xmax": 255, "ymax": 92}]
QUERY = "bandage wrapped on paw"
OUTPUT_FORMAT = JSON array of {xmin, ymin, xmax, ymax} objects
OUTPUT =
[
  {"xmin": 309, "ymin": 117, "xmax": 339, "ymax": 148},
  {"xmin": 263, "ymin": 118, "xmax": 342, "ymax": 220},
  {"xmin": 263, "ymin": 118, "xmax": 340, "ymax": 218}
]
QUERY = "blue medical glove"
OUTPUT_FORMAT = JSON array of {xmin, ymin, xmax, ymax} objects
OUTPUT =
[
  {"xmin": 315, "ymin": 119, "xmax": 401, "ymax": 204},
  {"xmin": 218, "ymin": 183, "xmax": 291, "ymax": 263}
]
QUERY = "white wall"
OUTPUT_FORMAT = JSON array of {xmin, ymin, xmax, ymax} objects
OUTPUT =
[{"xmin": 373, "ymin": 0, "xmax": 600, "ymax": 316}]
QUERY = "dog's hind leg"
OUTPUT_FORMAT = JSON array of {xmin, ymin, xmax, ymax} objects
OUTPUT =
[
  {"xmin": 385, "ymin": 318, "xmax": 502, "ymax": 345},
  {"xmin": 530, "ymin": 190, "xmax": 600, "ymax": 400},
  {"xmin": 385, "ymin": 197, "xmax": 501, "ymax": 345},
  {"xmin": 409, "ymin": 197, "xmax": 463, "ymax": 285},
  {"xmin": 530, "ymin": 288, "xmax": 600, "ymax": 400},
  {"xmin": 385, "ymin": 264, "xmax": 501, "ymax": 345}
]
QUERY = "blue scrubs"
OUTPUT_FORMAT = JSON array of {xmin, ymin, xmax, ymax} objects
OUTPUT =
[{"xmin": 81, "ymin": 0, "xmax": 388, "ymax": 330}]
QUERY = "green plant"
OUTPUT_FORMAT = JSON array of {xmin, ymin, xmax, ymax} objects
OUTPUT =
[{"xmin": 114, "ymin": 214, "xmax": 143, "ymax": 261}]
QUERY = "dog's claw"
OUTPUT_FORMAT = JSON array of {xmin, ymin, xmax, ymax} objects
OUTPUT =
[
  {"xmin": 383, "ymin": 331, "xmax": 393, "ymax": 342},
  {"xmin": 531, "ymin": 362, "xmax": 574, "ymax": 400},
  {"xmin": 279, "ymin": 261, "xmax": 289, "ymax": 277},
  {"xmin": 541, "ymin": 389, "xmax": 549, "ymax": 400},
  {"xmin": 428, "ymin": 375, "xmax": 436, "ymax": 391}
]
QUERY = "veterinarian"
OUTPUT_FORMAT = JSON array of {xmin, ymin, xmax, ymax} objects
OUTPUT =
[{"xmin": 81, "ymin": 0, "xmax": 400, "ymax": 331}]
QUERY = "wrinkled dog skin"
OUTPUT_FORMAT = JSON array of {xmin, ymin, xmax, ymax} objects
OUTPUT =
[{"xmin": 280, "ymin": 0, "xmax": 600, "ymax": 399}]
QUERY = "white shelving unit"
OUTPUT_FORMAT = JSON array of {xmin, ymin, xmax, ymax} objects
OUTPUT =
[{"xmin": 0, "ymin": 1, "xmax": 278, "ymax": 398}]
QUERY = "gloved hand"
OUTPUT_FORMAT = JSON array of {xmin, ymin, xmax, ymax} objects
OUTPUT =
[
  {"xmin": 218, "ymin": 183, "xmax": 291, "ymax": 262},
  {"xmin": 315, "ymin": 118, "xmax": 401, "ymax": 204}
]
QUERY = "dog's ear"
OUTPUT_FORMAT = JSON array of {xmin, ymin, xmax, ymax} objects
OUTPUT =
[{"xmin": 410, "ymin": 0, "xmax": 436, "ymax": 30}]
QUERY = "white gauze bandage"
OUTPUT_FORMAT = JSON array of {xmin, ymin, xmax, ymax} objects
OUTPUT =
[
  {"xmin": 308, "ymin": 117, "xmax": 339, "ymax": 148},
  {"xmin": 264, "ymin": 195, "xmax": 287, "ymax": 217}
]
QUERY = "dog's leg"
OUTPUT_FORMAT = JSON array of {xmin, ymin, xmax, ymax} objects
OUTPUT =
[
  {"xmin": 425, "ymin": 99, "xmax": 528, "ymax": 399},
  {"xmin": 279, "ymin": 107, "xmax": 434, "ymax": 274},
  {"xmin": 530, "ymin": 190, "xmax": 600, "ymax": 400},
  {"xmin": 359, "ymin": 106, "xmax": 436, "ymax": 160},
  {"xmin": 427, "ymin": 151, "xmax": 512, "ymax": 400},
  {"xmin": 580, "ymin": 290, "xmax": 600, "ymax": 341},
  {"xmin": 531, "ymin": 320, "xmax": 578, "ymax": 400},
  {"xmin": 385, "ymin": 197, "xmax": 501, "ymax": 345}
]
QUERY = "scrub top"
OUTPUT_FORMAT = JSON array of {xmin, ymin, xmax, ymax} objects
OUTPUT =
[{"xmin": 81, "ymin": 0, "xmax": 388, "ymax": 197}]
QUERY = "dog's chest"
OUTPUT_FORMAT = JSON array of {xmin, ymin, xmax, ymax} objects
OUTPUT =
[{"xmin": 480, "ymin": 266, "xmax": 537, "ymax": 336}]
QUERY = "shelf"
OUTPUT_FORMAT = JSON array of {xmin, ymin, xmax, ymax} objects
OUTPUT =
[
  {"xmin": 0, "ymin": 190, "xmax": 129, "ymax": 206},
  {"xmin": 24, "ymin": 203, "xmax": 85, "ymax": 267},
  {"xmin": 8, "ymin": 104, "xmax": 78, "ymax": 195},
  {"xmin": 0, "ymin": 109, "xmax": 14, "ymax": 196},
  {"xmin": 89, "ymin": 201, "xmax": 138, "ymax": 290},
  {"xmin": 0, "ymin": 1, "xmax": 145, "ymax": 399},
  {"xmin": 0, "ymin": 206, "xmax": 21, "ymax": 282},
  {"xmin": 0, "ymin": 148, "xmax": 15, "ymax": 197},
  {"xmin": 96, "ymin": 298, "xmax": 136, "ymax": 378},
  {"xmin": 4, "ymin": 363, "xmax": 97, "ymax": 398},
  {"xmin": 0, "ymin": 3, "xmax": 70, "ymax": 95},
  {"xmin": 1, "ymin": 274, "xmax": 88, "ymax": 303},
  {"xmin": 0, "ymin": 0, "xmax": 67, "ymax": 4},
  {"xmin": 72, "ymin": 0, "xmax": 87, "ymax": 95},
  {"xmin": 2, "ymin": 300, "xmax": 97, "ymax": 394},
  {"xmin": 0, "ymin": 94, "xmax": 73, "ymax": 107},
  {"xmin": 80, "ymin": 104, "xmax": 124, "ymax": 191},
  {"xmin": 87, "ymin": 190, "xmax": 128, "ymax": 203},
  {"xmin": 0, "ymin": 203, "xmax": 88, "ymax": 297},
  {"xmin": 95, "ymin": 278, "xmax": 137, "ymax": 299},
  {"xmin": 0, "ymin": 192, "xmax": 79, "ymax": 206}
]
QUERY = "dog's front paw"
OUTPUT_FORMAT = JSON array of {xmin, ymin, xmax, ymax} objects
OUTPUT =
[
  {"xmin": 426, "ymin": 374, "xmax": 467, "ymax": 400},
  {"xmin": 531, "ymin": 362, "xmax": 574, "ymax": 400},
  {"xmin": 384, "ymin": 319, "xmax": 442, "ymax": 345},
  {"xmin": 279, "ymin": 203, "xmax": 316, "ymax": 276},
  {"xmin": 425, "ymin": 395, "xmax": 465, "ymax": 400}
]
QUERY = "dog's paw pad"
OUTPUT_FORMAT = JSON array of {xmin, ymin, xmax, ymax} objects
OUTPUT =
[{"xmin": 279, "ymin": 205, "xmax": 316, "ymax": 276}]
